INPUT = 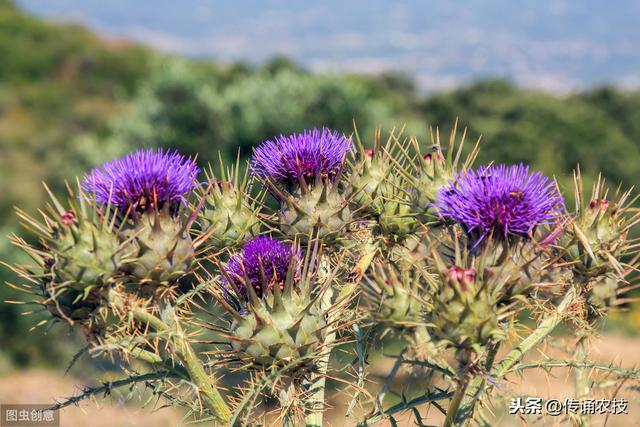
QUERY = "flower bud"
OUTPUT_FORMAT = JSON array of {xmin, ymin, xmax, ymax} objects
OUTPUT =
[{"xmin": 199, "ymin": 165, "xmax": 261, "ymax": 250}]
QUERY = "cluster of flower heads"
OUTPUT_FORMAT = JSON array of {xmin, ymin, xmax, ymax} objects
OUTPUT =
[
  {"xmin": 250, "ymin": 128, "xmax": 352, "ymax": 187},
  {"xmin": 436, "ymin": 163, "xmax": 564, "ymax": 241},
  {"xmin": 82, "ymin": 148, "xmax": 200, "ymax": 212},
  {"xmin": 223, "ymin": 236, "xmax": 301, "ymax": 300}
]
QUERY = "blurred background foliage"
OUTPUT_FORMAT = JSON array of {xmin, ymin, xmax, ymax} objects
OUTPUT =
[{"xmin": 2, "ymin": 0, "xmax": 640, "ymax": 368}]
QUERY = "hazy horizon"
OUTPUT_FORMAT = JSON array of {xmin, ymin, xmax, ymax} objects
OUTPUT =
[{"xmin": 16, "ymin": 0, "xmax": 640, "ymax": 92}]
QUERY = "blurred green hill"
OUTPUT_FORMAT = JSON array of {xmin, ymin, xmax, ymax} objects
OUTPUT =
[{"xmin": 2, "ymin": 0, "xmax": 640, "ymax": 367}]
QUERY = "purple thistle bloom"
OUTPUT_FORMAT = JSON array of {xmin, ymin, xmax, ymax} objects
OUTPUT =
[
  {"xmin": 82, "ymin": 148, "xmax": 200, "ymax": 211},
  {"xmin": 223, "ymin": 236, "xmax": 301, "ymax": 300},
  {"xmin": 251, "ymin": 128, "xmax": 352, "ymax": 188},
  {"xmin": 436, "ymin": 164, "xmax": 564, "ymax": 241}
]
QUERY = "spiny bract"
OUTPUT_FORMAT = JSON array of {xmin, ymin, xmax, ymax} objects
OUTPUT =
[
  {"xmin": 83, "ymin": 148, "xmax": 200, "ymax": 287},
  {"xmin": 199, "ymin": 163, "xmax": 261, "ymax": 250},
  {"xmin": 9, "ymin": 184, "xmax": 127, "ymax": 323},
  {"xmin": 278, "ymin": 176, "xmax": 352, "ymax": 241},
  {"xmin": 121, "ymin": 208, "xmax": 195, "ymax": 286},
  {"xmin": 362, "ymin": 261, "xmax": 432, "ymax": 330},
  {"xmin": 405, "ymin": 123, "xmax": 480, "ymax": 222},
  {"xmin": 219, "ymin": 237, "xmax": 329, "ymax": 369},
  {"xmin": 251, "ymin": 128, "xmax": 353, "ymax": 242},
  {"xmin": 348, "ymin": 128, "xmax": 395, "ymax": 213}
]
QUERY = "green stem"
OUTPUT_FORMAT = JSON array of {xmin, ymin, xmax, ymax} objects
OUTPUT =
[
  {"xmin": 493, "ymin": 285, "xmax": 578, "ymax": 377},
  {"xmin": 454, "ymin": 341, "xmax": 500, "ymax": 425},
  {"xmin": 130, "ymin": 307, "xmax": 169, "ymax": 331},
  {"xmin": 574, "ymin": 336, "xmax": 590, "ymax": 427},
  {"xmin": 127, "ymin": 346, "xmax": 190, "ymax": 379},
  {"xmin": 443, "ymin": 376, "xmax": 470, "ymax": 427},
  {"xmin": 49, "ymin": 371, "xmax": 176, "ymax": 411},
  {"xmin": 128, "ymin": 346, "xmax": 164, "ymax": 365},
  {"xmin": 101, "ymin": 334, "xmax": 190, "ymax": 380},
  {"xmin": 303, "ymin": 332, "xmax": 334, "ymax": 426},
  {"xmin": 357, "ymin": 389, "xmax": 454, "ymax": 426},
  {"xmin": 456, "ymin": 285, "xmax": 580, "ymax": 425},
  {"xmin": 130, "ymin": 308, "xmax": 231, "ymax": 424},
  {"xmin": 304, "ymin": 243, "xmax": 379, "ymax": 427}
]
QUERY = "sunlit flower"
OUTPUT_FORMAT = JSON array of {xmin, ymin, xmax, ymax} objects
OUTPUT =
[
  {"xmin": 82, "ymin": 148, "xmax": 199, "ymax": 212},
  {"xmin": 251, "ymin": 128, "xmax": 351, "ymax": 189},
  {"xmin": 436, "ymin": 163, "xmax": 564, "ymax": 241},
  {"xmin": 223, "ymin": 236, "xmax": 300, "ymax": 299}
]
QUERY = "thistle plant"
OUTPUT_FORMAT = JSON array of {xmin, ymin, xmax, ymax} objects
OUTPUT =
[
  {"xmin": 82, "ymin": 148, "xmax": 200, "ymax": 287},
  {"xmin": 215, "ymin": 236, "xmax": 332, "ymax": 369},
  {"xmin": 251, "ymin": 128, "xmax": 353, "ymax": 242},
  {"xmin": 199, "ymin": 156, "xmax": 262, "ymax": 251},
  {"xmin": 4, "ymin": 123, "xmax": 640, "ymax": 426}
]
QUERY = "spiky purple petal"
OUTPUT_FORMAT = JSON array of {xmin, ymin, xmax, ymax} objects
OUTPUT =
[
  {"xmin": 82, "ymin": 148, "xmax": 200, "ymax": 211},
  {"xmin": 251, "ymin": 128, "xmax": 352, "ymax": 187},
  {"xmin": 436, "ymin": 163, "xmax": 564, "ymax": 240},
  {"xmin": 223, "ymin": 236, "xmax": 300, "ymax": 299}
]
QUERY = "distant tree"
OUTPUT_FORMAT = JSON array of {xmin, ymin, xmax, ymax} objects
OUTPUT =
[{"xmin": 421, "ymin": 80, "xmax": 640, "ymax": 190}]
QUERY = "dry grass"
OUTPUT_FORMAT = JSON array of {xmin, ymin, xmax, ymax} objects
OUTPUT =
[{"xmin": 1, "ymin": 333, "xmax": 639, "ymax": 426}]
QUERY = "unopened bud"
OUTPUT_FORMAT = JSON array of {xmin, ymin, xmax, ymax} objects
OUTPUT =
[
  {"xmin": 215, "ymin": 180, "xmax": 233, "ymax": 191},
  {"xmin": 588, "ymin": 199, "xmax": 610, "ymax": 212},
  {"xmin": 423, "ymin": 146, "xmax": 444, "ymax": 162},
  {"xmin": 446, "ymin": 266, "xmax": 476, "ymax": 290},
  {"xmin": 61, "ymin": 210, "xmax": 76, "ymax": 226}
]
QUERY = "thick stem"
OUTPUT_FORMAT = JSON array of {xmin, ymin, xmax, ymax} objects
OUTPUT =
[
  {"xmin": 304, "ymin": 243, "xmax": 378, "ymax": 426},
  {"xmin": 127, "ymin": 346, "xmax": 190, "ymax": 379},
  {"xmin": 130, "ymin": 308, "xmax": 232, "ymax": 424},
  {"xmin": 454, "ymin": 341, "xmax": 500, "ymax": 425},
  {"xmin": 444, "ymin": 376, "xmax": 470, "ymax": 427},
  {"xmin": 456, "ymin": 285, "xmax": 580, "ymax": 424},
  {"xmin": 303, "ymin": 341, "xmax": 333, "ymax": 427},
  {"xmin": 304, "ymin": 285, "xmax": 336, "ymax": 427}
]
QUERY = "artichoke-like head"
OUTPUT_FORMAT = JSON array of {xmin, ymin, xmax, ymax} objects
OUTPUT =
[
  {"xmin": 8, "ymin": 183, "xmax": 127, "ymax": 324},
  {"xmin": 428, "ymin": 248, "xmax": 507, "ymax": 356},
  {"xmin": 278, "ymin": 177, "xmax": 352, "ymax": 242},
  {"xmin": 375, "ymin": 177, "xmax": 419, "ymax": 242},
  {"xmin": 407, "ymin": 122, "xmax": 480, "ymax": 221},
  {"xmin": 198, "ymin": 161, "xmax": 261, "ymax": 251},
  {"xmin": 348, "ymin": 127, "xmax": 395, "ymax": 213},
  {"xmin": 348, "ymin": 128, "xmax": 431, "ymax": 242},
  {"xmin": 120, "ymin": 207, "xmax": 195, "ymax": 286},
  {"xmin": 47, "ymin": 206, "xmax": 126, "ymax": 291},
  {"xmin": 478, "ymin": 236, "xmax": 560, "ymax": 298},
  {"xmin": 216, "ymin": 237, "xmax": 333, "ymax": 371},
  {"xmin": 561, "ymin": 172, "xmax": 640, "ymax": 316},
  {"xmin": 362, "ymin": 260, "xmax": 432, "ymax": 332},
  {"xmin": 563, "ymin": 171, "xmax": 634, "ymax": 282},
  {"xmin": 251, "ymin": 128, "xmax": 353, "ymax": 242},
  {"xmin": 82, "ymin": 148, "xmax": 200, "ymax": 287}
]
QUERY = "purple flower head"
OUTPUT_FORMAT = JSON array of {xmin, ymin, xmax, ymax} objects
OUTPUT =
[
  {"xmin": 436, "ymin": 163, "xmax": 565, "ymax": 242},
  {"xmin": 223, "ymin": 236, "xmax": 301, "ymax": 300},
  {"xmin": 82, "ymin": 148, "xmax": 200, "ymax": 212},
  {"xmin": 251, "ymin": 128, "xmax": 352, "ymax": 189}
]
